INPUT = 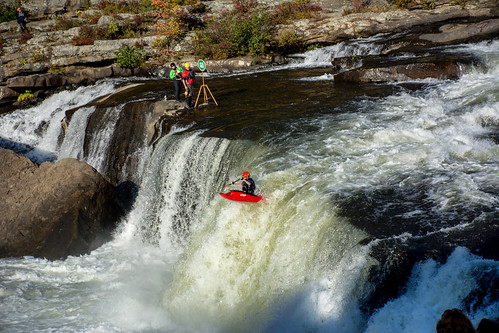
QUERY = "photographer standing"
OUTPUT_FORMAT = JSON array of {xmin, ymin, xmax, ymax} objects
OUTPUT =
[{"xmin": 16, "ymin": 8, "xmax": 27, "ymax": 33}]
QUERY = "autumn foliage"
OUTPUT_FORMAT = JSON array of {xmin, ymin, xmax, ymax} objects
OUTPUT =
[{"xmin": 150, "ymin": 0, "xmax": 182, "ymax": 56}]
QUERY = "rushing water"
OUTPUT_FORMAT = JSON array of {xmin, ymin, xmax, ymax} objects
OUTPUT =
[{"xmin": 0, "ymin": 40, "xmax": 498, "ymax": 332}]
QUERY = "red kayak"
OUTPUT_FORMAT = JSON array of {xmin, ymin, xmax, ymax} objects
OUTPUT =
[{"xmin": 219, "ymin": 190, "xmax": 263, "ymax": 202}]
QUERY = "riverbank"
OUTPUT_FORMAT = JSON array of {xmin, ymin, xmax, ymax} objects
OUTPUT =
[{"xmin": 0, "ymin": 0, "xmax": 498, "ymax": 110}]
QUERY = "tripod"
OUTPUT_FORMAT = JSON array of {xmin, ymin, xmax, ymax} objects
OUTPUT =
[{"xmin": 194, "ymin": 71, "xmax": 218, "ymax": 108}]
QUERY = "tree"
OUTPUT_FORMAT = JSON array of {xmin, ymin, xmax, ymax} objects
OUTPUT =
[{"xmin": 150, "ymin": 0, "xmax": 182, "ymax": 56}]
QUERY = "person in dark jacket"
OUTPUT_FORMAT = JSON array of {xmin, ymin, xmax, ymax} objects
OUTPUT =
[
  {"xmin": 232, "ymin": 171, "xmax": 256, "ymax": 195},
  {"xmin": 17, "ymin": 8, "xmax": 27, "ymax": 33}
]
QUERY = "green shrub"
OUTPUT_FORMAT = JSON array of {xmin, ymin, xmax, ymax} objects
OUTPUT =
[
  {"xmin": 277, "ymin": 30, "xmax": 305, "ymax": 53},
  {"xmin": 177, "ymin": 3, "xmax": 207, "ymax": 31},
  {"xmin": 49, "ymin": 66, "xmax": 64, "ymax": 75},
  {"xmin": 17, "ymin": 90, "xmax": 35, "ymax": 102},
  {"xmin": 114, "ymin": 43, "xmax": 145, "ymax": 73},
  {"xmin": 0, "ymin": 5, "xmax": 17, "ymax": 23},
  {"xmin": 31, "ymin": 50, "xmax": 49, "ymax": 63},
  {"xmin": 192, "ymin": 0, "xmax": 273, "ymax": 59},
  {"xmin": 392, "ymin": 0, "xmax": 415, "ymax": 8}
]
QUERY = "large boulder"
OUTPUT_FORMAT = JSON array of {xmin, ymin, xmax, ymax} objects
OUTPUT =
[{"xmin": 0, "ymin": 148, "xmax": 120, "ymax": 260}]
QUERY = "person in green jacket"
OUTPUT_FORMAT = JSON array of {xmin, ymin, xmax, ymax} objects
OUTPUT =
[{"xmin": 169, "ymin": 63, "xmax": 186, "ymax": 101}]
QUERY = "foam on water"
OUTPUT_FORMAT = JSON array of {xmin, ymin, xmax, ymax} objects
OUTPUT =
[
  {"xmin": 0, "ymin": 80, "xmax": 117, "ymax": 162},
  {"xmin": 365, "ymin": 247, "xmax": 499, "ymax": 333},
  {"xmin": 0, "ymin": 41, "xmax": 498, "ymax": 332}
]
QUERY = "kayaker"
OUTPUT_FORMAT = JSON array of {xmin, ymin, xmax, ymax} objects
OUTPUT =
[{"xmin": 232, "ymin": 171, "xmax": 256, "ymax": 195}]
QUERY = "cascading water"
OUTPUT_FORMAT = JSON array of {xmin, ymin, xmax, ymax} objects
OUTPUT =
[
  {"xmin": 0, "ymin": 80, "xmax": 117, "ymax": 163},
  {"xmin": 1, "ymin": 40, "xmax": 498, "ymax": 332}
]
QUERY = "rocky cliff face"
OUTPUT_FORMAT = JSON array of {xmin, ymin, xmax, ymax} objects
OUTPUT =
[
  {"xmin": 0, "ymin": 148, "xmax": 121, "ymax": 260},
  {"xmin": 3, "ymin": 0, "xmax": 90, "ymax": 18}
]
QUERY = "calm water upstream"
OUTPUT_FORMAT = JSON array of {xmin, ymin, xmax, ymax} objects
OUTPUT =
[{"xmin": 0, "ymin": 40, "xmax": 498, "ymax": 332}]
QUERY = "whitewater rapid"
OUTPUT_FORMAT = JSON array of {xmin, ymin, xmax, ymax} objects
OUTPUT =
[{"xmin": 1, "ymin": 40, "xmax": 498, "ymax": 332}]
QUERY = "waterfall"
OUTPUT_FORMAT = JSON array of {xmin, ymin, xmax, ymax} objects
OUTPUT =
[
  {"xmin": 0, "ymin": 40, "xmax": 498, "ymax": 333},
  {"xmin": 120, "ymin": 131, "xmax": 233, "ymax": 249},
  {"xmin": 0, "ymin": 80, "xmax": 117, "ymax": 163},
  {"xmin": 109, "ymin": 130, "xmax": 371, "ymax": 332}
]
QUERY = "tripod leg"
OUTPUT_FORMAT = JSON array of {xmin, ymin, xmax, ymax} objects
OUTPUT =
[
  {"xmin": 204, "ymin": 86, "xmax": 209, "ymax": 104},
  {"xmin": 205, "ymin": 85, "xmax": 218, "ymax": 106},
  {"xmin": 194, "ymin": 85, "xmax": 203, "ymax": 108}
]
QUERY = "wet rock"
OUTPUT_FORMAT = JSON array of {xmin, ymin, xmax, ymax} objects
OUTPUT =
[
  {"xmin": 7, "ymin": 73, "xmax": 65, "ymax": 88},
  {"xmin": 0, "ymin": 148, "xmax": 120, "ymax": 260},
  {"xmin": 0, "ymin": 86, "xmax": 19, "ymax": 100},
  {"xmin": 77, "ymin": 95, "xmax": 190, "ymax": 185},
  {"xmin": 300, "ymin": 3, "xmax": 498, "ymax": 45},
  {"xmin": 420, "ymin": 18, "xmax": 499, "ymax": 44},
  {"xmin": 334, "ymin": 61, "xmax": 463, "ymax": 83},
  {"xmin": 62, "ymin": 65, "xmax": 113, "ymax": 84},
  {"xmin": 333, "ymin": 51, "xmax": 480, "ymax": 83},
  {"xmin": 1, "ymin": 0, "xmax": 497, "ymax": 109}
]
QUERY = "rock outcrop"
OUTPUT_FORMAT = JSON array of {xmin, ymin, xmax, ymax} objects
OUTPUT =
[
  {"xmin": 296, "ymin": 2, "xmax": 499, "ymax": 45},
  {"xmin": 2, "ymin": 0, "xmax": 89, "ymax": 19},
  {"xmin": 0, "ymin": 148, "xmax": 120, "ymax": 260}
]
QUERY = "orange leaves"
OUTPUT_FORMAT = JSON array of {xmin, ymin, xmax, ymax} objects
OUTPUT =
[{"xmin": 151, "ymin": 0, "xmax": 182, "ymax": 54}]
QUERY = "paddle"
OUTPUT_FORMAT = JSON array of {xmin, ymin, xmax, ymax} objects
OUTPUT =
[{"xmin": 224, "ymin": 178, "xmax": 242, "ymax": 187}]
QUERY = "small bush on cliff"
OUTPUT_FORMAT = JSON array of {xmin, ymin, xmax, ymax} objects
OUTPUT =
[
  {"xmin": 31, "ymin": 49, "xmax": 49, "ymax": 63},
  {"xmin": 71, "ymin": 35, "xmax": 95, "ymax": 46},
  {"xmin": 18, "ymin": 31, "xmax": 32, "ymax": 44},
  {"xmin": 177, "ymin": 2, "xmax": 207, "ymax": 31},
  {"xmin": 192, "ymin": 0, "xmax": 272, "ymax": 60},
  {"xmin": 114, "ymin": 43, "xmax": 145, "ymax": 74},
  {"xmin": 343, "ymin": 0, "xmax": 367, "ymax": 14},
  {"xmin": 0, "ymin": 5, "xmax": 17, "ymax": 23},
  {"xmin": 271, "ymin": 0, "xmax": 322, "ymax": 24},
  {"xmin": 17, "ymin": 90, "xmax": 35, "ymax": 102},
  {"xmin": 277, "ymin": 30, "xmax": 306, "ymax": 53}
]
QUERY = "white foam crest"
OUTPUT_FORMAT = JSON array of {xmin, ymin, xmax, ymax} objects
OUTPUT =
[
  {"xmin": 301, "ymin": 74, "xmax": 498, "ymax": 209},
  {"xmin": 295, "ymin": 73, "xmax": 335, "ymax": 81},
  {"xmin": 295, "ymin": 40, "xmax": 385, "ymax": 67},
  {"xmin": 365, "ymin": 247, "xmax": 499, "ymax": 332},
  {"xmin": 221, "ymin": 39, "xmax": 387, "ymax": 77}
]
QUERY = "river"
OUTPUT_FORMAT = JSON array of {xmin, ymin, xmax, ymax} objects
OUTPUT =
[{"xmin": 0, "ymin": 39, "xmax": 498, "ymax": 332}]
